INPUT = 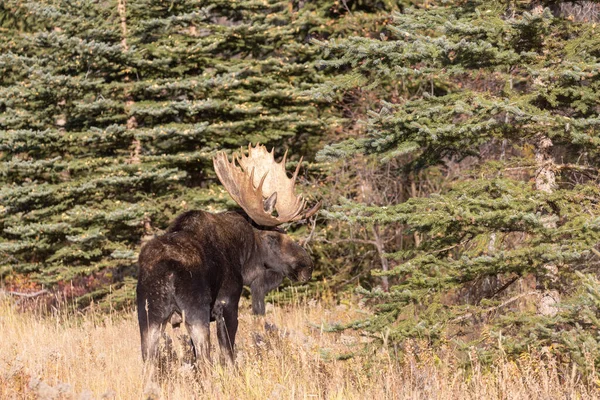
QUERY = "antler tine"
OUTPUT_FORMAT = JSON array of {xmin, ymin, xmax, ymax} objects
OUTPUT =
[
  {"xmin": 253, "ymin": 167, "xmax": 269, "ymax": 195},
  {"xmin": 213, "ymin": 143, "xmax": 321, "ymax": 226}
]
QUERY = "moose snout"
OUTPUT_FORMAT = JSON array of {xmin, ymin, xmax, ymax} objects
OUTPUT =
[{"xmin": 298, "ymin": 267, "xmax": 312, "ymax": 282}]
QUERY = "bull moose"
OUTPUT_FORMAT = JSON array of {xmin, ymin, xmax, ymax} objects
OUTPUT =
[{"xmin": 136, "ymin": 144, "xmax": 320, "ymax": 366}]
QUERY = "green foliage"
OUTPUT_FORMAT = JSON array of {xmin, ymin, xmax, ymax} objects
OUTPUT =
[
  {"xmin": 0, "ymin": 0, "xmax": 314, "ymax": 303},
  {"xmin": 317, "ymin": 3, "xmax": 600, "ymax": 163},
  {"xmin": 0, "ymin": 0, "xmax": 401, "ymax": 305},
  {"xmin": 315, "ymin": 0, "xmax": 600, "ymax": 372}
]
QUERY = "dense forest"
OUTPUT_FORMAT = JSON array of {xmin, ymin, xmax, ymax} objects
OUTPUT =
[{"xmin": 2, "ymin": 0, "xmax": 600, "ymax": 376}]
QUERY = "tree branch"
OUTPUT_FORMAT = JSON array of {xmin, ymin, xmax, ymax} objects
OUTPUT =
[
  {"xmin": 3, "ymin": 289, "xmax": 49, "ymax": 298},
  {"xmin": 452, "ymin": 291, "xmax": 538, "ymax": 324}
]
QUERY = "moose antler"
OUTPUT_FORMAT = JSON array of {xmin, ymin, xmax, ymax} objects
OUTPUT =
[{"xmin": 213, "ymin": 144, "xmax": 321, "ymax": 226}]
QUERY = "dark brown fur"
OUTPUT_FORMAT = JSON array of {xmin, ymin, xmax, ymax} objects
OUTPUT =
[{"xmin": 136, "ymin": 210, "xmax": 312, "ymax": 365}]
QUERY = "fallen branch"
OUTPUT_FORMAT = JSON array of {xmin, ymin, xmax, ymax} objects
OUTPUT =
[{"xmin": 4, "ymin": 289, "xmax": 49, "ymax": 298}]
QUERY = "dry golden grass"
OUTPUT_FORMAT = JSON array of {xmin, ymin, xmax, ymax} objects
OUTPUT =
[{"xmin": 0, "ymin": 295, "xmax": 597, "ymax": 400}]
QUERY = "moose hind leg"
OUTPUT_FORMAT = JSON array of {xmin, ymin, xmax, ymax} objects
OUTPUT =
[
  {"xmin": 140, "ymin": 322, "xmax": 162, "ymax": 363},
  {"xmin": 213, "ymin": 291, "xmax": 241, "ymax": 364},
  {"xmin": 183, "ymin": 306, "xmax": 211, "ymax": 366},
  {"xmin": 137, "ymin": 292, "xmax": 172, "ymax": 386},
  {"xmin": 137, "ymin": 293, "xmax": 170, "ymax": 363}
]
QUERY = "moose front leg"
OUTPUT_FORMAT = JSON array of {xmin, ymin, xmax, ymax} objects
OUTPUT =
[{"xmin": 251, "ymin": 270, "xmax": 283, "ymax": 315}]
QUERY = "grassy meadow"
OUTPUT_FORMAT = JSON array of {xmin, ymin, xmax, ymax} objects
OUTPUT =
[{"xmin": 0, "ymin": 294, "xmax": 597, "ymax": 400}]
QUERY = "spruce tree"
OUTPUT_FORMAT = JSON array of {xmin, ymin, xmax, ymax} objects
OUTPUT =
[
  {"xmin": 315, "ymin": 0, "xmax": 600, "ymax": 367},
  {"xmin": 0, "ymin": 0, "xmax": 395, "ymax": 306}
]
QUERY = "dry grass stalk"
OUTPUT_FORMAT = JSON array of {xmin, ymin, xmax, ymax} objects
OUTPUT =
[{"xmin": 0, "ymin": 298, "xmax": 596, "ymax": 399}]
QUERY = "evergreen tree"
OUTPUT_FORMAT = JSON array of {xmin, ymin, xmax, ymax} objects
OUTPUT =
[
  {"xmin": 315, "ymin": 0, "xmax": 600, "ymax": 368},
  {"xmin": 0, "ymin": 0, "xmax": 396, "ymax": 306}
]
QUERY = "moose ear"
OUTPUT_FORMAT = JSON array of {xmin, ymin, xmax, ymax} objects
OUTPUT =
[{"xmin": 263, "ymin": 192, "xmax": 277, "ymax": 214}]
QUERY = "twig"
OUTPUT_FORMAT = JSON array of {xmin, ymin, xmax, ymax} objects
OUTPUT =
[
  {"xmin": 430, "ymin": 240, "xmax": 467, "ymax": 254},
  {"xmin": 341, "ymin": 0, "xmax": 352, "ymax": 15},
  {"xmin": 301, "ymin": 216, "xmax": 318, "ymax": 248},
  {"xmin": 490, "ymin": 276, "xmax": 521, "ymax": 299}
]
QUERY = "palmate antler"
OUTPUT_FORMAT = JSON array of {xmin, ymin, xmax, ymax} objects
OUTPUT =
[{"xmin": 213, "ymin": 144, "xmax": 321, "ymax": 226}]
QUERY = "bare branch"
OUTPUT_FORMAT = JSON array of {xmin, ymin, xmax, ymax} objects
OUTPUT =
[
  {"xmin": 300, "ymin": 216, "xmax": 318, "ymax": 248},
  {"xmin": 3, "ymin": 289, "xmax": 49, "ymax": 298},
  {"xmin": 322, "ymin": 238, "xmax": 378, "ymax": 246},
  {"xmin": 452, "ymin": 291, "xmax": 538, "ymax": 324}
]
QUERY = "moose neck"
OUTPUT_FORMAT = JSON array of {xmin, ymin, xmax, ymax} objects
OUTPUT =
[{"xmin": 242, "ymin": 227, "xmax": 265, "ymax": 285}]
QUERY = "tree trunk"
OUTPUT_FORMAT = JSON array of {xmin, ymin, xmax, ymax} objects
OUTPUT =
[
  {"xmin": 534, "ymin": 133, "xmax": 559, "ymax": 316},
  {"xmin": 372, "ymin": 225, "xmax": 389, "ymax": 292},
  {"xmin": 117, "ymin": 0, "xmax": 129, "ymax": 50},
  {"xmin": 117, "ymin": 0, "xmax": 140, "ymax": 164}
]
